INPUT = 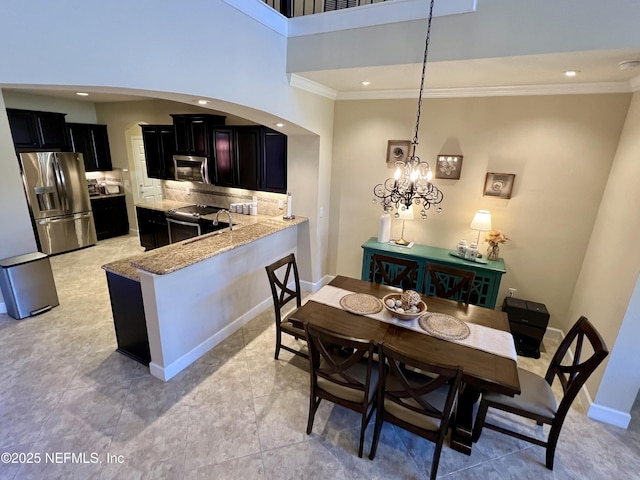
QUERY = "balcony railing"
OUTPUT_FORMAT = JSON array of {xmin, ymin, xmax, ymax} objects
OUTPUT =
[{"xmin": 263, "ymin": 0, "xmax": 389, "ymax": 18}]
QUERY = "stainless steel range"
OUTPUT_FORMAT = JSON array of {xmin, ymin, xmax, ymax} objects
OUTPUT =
[{"xmin": 166, "ymin": 204, "xmax": 230, "ymax": 243}]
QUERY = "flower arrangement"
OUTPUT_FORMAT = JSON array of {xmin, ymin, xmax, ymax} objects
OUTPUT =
[
  {"xmin": 484, "ymin": 229, "xmax": 508, "ymax": 260},
  {"xmin": 485, "ymin": 229, "xmax": 509, "ymax": 246}
]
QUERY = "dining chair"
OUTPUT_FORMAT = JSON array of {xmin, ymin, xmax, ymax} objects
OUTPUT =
[
  {"xmin": 369, "ymin": 343, "xmax": 462, "ymax": 480},
  {"xmin": 472, "ymin": 316, "xmax": 608, "ymax": 470},
  {"xmin": 424, "ymin": 263, "xmax": 476, "ymax": 304},
  {"xmin": 265, "ymin": 253, "xmax": 307, "ymax": 360},
  {"xmin": 370, "ymin": 253, "xmax": 419, "ymax": 290},
  {"xmin": 304, "ymin": 323, "xmax": 378, "ymax": 458}
]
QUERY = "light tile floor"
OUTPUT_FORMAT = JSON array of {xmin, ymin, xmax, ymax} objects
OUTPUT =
[{"xmin": 0, "ymin": 234, "xmax": 638, "ymax": 479}]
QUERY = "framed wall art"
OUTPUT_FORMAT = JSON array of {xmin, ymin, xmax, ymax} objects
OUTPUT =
[
  {"xmin": 435, "ymin": 154, "xmax": 463, "ymax": 179},
  {"xmin": 386, "ymin": 140, "xmax": 411, "ymax": 166},
  {"xmin": 484, "ymin": 172, "xmax": 515, "ymax": 199}
]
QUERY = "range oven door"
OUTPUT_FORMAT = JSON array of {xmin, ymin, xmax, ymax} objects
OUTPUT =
[
  {"xmin": 173, "ymin": 155, "xmax": 209, "ymax": 183},
  {"xmin": 167, "ymin": 218, "xmax": 201, "ymax": 244}
]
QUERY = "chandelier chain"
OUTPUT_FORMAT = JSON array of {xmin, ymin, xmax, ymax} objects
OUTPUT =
[
  {"xmin": 412, "ymin": 0, "xmax": 436, "ymax": 154},
  {"xmin": 372, "ymin": 0, "xmax": 443, "ymax": 217}
]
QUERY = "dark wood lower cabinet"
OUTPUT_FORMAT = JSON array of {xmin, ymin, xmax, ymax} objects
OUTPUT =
[
  {"xmin": 91, "ymin": 196, "xmax": 129, "ymax": 240},
  {"xmin": 106, "ymin": 272, "xmax": 150, "ymax": 366},
  {"xmin": 136, "ymin": 206, "xmax": 169, "ymax": 250}
]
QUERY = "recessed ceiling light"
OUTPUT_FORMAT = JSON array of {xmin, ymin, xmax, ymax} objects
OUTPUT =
[
  {"xmin": 76, "ymin": 92, "xmax": 89, "ymax": 96},
  {"xmin": 275, "ymin": 123, "xmax": 285, "ymax": 128},
  {"xmin": 361, "ymin": 81, "xmax": 371, "ymax": 86},
  {"xmin": 197, "ymin": 99, "xmax": 209, "ymax": 105},
  {"xmin": 564, "ymin": 70, "xmax": 579, "ymax": 77}
]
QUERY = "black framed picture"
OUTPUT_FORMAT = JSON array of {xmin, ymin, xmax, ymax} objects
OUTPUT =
[{"xmin": 484, "ymin": 173, "xmax": 515, "ymax": 199}]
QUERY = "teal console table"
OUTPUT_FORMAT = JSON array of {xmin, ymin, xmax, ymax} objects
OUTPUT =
[{"xmin": 361, "ymin": 237, "xmax": 507, "ymax": 309}]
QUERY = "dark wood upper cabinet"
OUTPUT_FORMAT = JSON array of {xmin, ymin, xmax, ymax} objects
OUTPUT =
[
  {"xmin": 232, "ymin": 126, "xmax": 287, "ymax": 193},
  {"xmin": 262, "ymin": 128, "xmax": 287, "ymax": 193},
  {"xmin": 138, "ymin": 115, "xmax": 287, "ymax": 194},
  {"xmin": 67, "ymin": 123, "xmax": 113, "ymax": 172},
  {"xmin": 234, "ymin": 126, "xmax": 261, "ymax": 191},
  {"xmin": 7, "ymin": 108, "xmax": 68, "ymax": 150},
  {"xmin": 141, "ymin": 124, "xmax": 175, "ymax": 180},
  {"xmin": 211, "ymin": 128, "xmax": 235, "ymax": 186},
  {"xmin": 170, "ymin": 114, "xmax": 225, "ymax": 156}
]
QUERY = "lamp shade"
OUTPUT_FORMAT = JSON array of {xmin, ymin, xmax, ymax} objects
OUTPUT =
[
  {"xmin": 470, "ymin": 210, "xmax": 492, "ymax": 231},
  {"xmin": 398, "ymin": 205, "xmax": 415, "ymax": 221}
]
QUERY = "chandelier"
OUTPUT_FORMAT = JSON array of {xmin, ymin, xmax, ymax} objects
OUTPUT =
[{"xmin": 373, "ymin": 0, "xmax": 443, "ymax": 219}]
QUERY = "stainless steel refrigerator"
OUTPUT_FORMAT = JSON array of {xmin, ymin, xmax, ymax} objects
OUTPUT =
[{"xmin": 19, "ymin": 152, "xmax": 97, "ymax": 255}]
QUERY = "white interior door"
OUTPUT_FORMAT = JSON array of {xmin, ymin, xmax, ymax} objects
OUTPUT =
[{"xmin": 131, "ymin": 136, "xmax": 162, "ymax": 203}]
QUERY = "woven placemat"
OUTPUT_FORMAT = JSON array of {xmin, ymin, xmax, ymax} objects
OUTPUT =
[
  {"xmin": 339, "ymin": 293, "xmax": 383, "ymax": 315},
  {"xmin": 419, "ymin": 313, "xmax": 470, "ymax": 340}
]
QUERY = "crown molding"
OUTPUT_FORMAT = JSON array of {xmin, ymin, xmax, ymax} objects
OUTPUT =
[
  {"xmin": 289, "ymin": 74, "xmax": 338, "ymax": 99},
  {"xmin": 335, "ymin": 81, "xmax": 633, "ymax": 100}
]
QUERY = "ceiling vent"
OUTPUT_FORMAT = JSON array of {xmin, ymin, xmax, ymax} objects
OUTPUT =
[{"xmin": 618, "ymin": 60, "xmax": 640, "ymax": 71}]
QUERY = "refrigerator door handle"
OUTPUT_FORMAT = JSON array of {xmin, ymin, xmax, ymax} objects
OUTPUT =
[
  {"xmin": 52, "ymin": 157, "xmax": 70, "ymax": 212},
  {"xmin": 44, "ymin": 213, "xmax": 90, "ymax": 223}
]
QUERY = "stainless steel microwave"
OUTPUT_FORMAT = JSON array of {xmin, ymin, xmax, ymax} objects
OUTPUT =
[{"xmin": 173, "ymin": 155, "xmax": 210, "ymax": 183}]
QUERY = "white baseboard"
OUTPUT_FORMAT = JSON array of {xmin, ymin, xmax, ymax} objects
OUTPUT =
[
  {"xmin": 588, "ymin": 402, "xmax": 631, "ymax": 429},
  {"xmin": 301, "ymin": 274, "xmax": 334, "ymax": 293},
  {"xmin": 543, "ymin": 326, "xmax": 563, "ymax": 344},
  {"xmin": 149, "ymin": 297, "xmax": 272, "ymax": 381},
  {"xmin": 0, "ymin": 301, "xmax": 6, "ymax": 315}
]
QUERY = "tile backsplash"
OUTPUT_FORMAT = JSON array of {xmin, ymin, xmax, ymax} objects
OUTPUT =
[
  {"xmin": 86, "ymin": 169, "xmax": 124, "ymax": 188},
  {"xmin": 162, "ymin": 181, "xmax": 286, "ymax": 216}
]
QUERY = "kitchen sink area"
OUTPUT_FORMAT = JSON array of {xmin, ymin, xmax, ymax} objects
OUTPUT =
[{"xmin": 103, "ymin": 201, "xmax": 307, "ymax": 380}]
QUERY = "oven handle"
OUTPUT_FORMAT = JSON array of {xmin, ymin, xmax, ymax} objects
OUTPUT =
[{"xmin": 167, "ymin": 217, "xmax": 202, "ymax": 244}]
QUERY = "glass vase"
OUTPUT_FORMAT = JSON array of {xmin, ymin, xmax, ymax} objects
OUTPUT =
[{"xmin": 487, "ymin": 244, "xmax": 500, "ymax": 261}]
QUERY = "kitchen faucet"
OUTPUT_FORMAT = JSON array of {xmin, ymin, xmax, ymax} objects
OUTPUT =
[{"xmin": 213, "ymin": 209, "xmax": 233, "ymax": 230}]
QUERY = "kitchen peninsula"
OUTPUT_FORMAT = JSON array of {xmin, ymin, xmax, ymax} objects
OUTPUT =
[{"xmin": 103, "ymin": 208, "xmax": 308, "ymax": 381}]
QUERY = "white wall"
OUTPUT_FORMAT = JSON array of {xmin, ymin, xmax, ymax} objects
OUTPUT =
[{"xmin": 287, "ymin": 0, "xmax": 640, "ymax": 73}]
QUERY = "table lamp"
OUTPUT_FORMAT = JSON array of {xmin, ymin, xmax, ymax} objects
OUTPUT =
[
  {"xmin": 394, "ymin": 205, "xmax": 414, "ymax": 246},
  {"xmin": 470, "ymin": 210, "xmax": 492, "ymax": 244}
]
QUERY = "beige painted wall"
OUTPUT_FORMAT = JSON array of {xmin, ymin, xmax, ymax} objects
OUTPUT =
[
  {"xmin": 2, "ymin": 91, "xmax": 98, "ymax": 123},
  {"xmin": 569, "ymin": 91, "xmax": 640, "ymax": 402},
  {"xmin": 330, "ymin": 94, "xmax": 631, "ymax": 331}
]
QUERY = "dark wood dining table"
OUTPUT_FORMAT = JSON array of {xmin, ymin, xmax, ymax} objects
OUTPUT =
[{"xmin": 289, "ymin": 275, "xmax": 520, "ymax": 455}]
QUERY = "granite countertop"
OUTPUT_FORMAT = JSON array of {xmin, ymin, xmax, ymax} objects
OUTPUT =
[
  {"xmin": 102, "ymin": 214, "xmax": 307, "ymax": 281},
  {"xmin": 135, "ymin": 198, "xmax": 192, "ymax": 212},
  {"xmin": 90, "ymin": 193, "xmax": 126, "ymax": 199}
]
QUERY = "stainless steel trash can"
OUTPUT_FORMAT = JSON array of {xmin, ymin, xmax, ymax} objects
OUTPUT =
[{"xmin": 0, "ymin": 252, "xmax": 59, "ymax": 319}]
